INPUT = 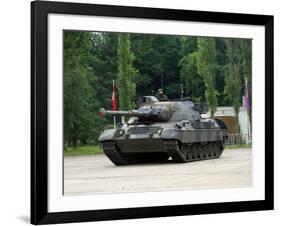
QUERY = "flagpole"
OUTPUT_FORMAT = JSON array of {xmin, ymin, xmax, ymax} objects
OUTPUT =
[
  {"xmin": 246, "ymin": 106, "xmax": 249, "ymax": 144},
  {"xmin": 245, "ymin": 78, "xmax": 250, "ymax": 144},
  {"xmin": 112, "ymin": 80, "xmax": 116, "ymax": 129}
]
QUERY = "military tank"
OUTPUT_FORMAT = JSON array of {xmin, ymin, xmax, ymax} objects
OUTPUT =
[{"xmin": 98, "ymin": 98, "xmax": 228, "ymax": 165}]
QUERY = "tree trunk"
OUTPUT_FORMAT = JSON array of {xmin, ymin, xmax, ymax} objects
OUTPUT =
[{"xmin": 72, "ymin": 136, "xmax": 78, "ymax": 148}]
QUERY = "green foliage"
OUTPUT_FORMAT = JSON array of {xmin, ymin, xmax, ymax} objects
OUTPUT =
[
  {"xmin": 131, "ymin": 34, "xmax": 181, "ymax": 98},
  {"xmin": 64, "ymin": 144, "xmax": 102, "ymax": 156},
  {"xmin": 64, "ymin": 32, "xmax": 103, "ymax": 147},
  {"xmin": 215, "ymin": 38, "xmax": 228, "ymax": 105},
  {"xmin": 117, "ymin": 34, "xmax": 138, "ymax": 110},
  {"xmin": 178, "ymin": 37, "xmax": 205, "ymax": 100},
  {"xmin": 90, "ymin": 33, "xmax": 118, "ymax": 108},
  {"xmin": 224, "ymin": 39, "xmax": 243, "ymax": 132},
  {"xmin": 225, "ymin": 144, "xmax": 252, "ymax": 149},
  {"xmin": 196, "ymin": 37, "xmax": 219, "ymax": 116}
]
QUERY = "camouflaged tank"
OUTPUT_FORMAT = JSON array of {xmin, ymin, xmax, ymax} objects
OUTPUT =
[{"xmin": 98, "ymin": 98, "xmax": 228, "ymax": 165}]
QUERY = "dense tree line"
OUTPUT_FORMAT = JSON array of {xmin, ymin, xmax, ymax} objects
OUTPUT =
[{"xmin": 64, "ymin": 31, "xmax": 251, "ymax": 148}]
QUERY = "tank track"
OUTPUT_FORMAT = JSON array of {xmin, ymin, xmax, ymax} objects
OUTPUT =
[
  {"xmin": 164, "ymin": 140, "xmax": 224, "ymax": 163},
  {"xmin": 102, "ymin": 140, "xmax": 224, "ymax": 165},
  {"xmin": 102, "ymin": 142, "xmax": 169, "ymax": 166},
  {"xmin": 102, "ymin": 141, "xmax": 129, "ymax": 166}
]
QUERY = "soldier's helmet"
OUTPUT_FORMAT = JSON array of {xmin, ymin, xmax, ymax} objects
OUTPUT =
[{"xmin": 158, "ymin": 88, "xmax": 163, "ymax": 93}]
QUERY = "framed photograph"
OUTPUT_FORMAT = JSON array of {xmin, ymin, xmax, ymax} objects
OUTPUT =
[{"xmin": 31, "ymin": 0, "xmax": 274, "ymax": 224}]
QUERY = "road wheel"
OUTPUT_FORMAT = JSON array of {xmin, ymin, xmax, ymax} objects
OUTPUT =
[
  {"xmin": 185, "ymin": 145, "xmax": 193, "ymax": 160},
  {"xmin": 199, "ymin": 144, "xmax": 205, "ymax": 159},
  {"xmin": 210, "ymin": 142, "xmax": 215, "ymax": 157},
  {"xmin": 218, "ymin": 141, "xmax": 224, "ymax": 157},
  {"xmin": 213, "ymin": 142, "xmax": 219, "ymax": 157},
  {"xmin": 180, "ymin": 144, "xmax": 188, "ymax": 159},
  {"xmin": 207, "ymin": 143, "xmax": 213, "ymax": 157},
  {"xmin": 191, "ymin": 144, "xmax": 197, "ymax": 159},
  {"xmin": 204, "ymin": 144, "xmax": 210, "ymax": 158},
  {"xmin": 192, "ymin": 143, "xmax": 198, "ymax": 159},
  {"xmin": 181, "ymin": 144, "xmax": 193, "ymax": 160}
]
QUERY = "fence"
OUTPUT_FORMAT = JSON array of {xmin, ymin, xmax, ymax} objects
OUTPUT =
[{"xmin": 226, "ymin": 133, "xmax": 252, "ymax": 145}]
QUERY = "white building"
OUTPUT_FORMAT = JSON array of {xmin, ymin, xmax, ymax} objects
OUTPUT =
[{"xmin": 207, "ymin": 106, "xmax": 252, "ymax": 144}]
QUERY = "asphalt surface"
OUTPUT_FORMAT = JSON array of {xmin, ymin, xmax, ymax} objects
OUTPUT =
[{"xmin": 64, "ymin": 148, "xmax": 252, "ymax": 195}]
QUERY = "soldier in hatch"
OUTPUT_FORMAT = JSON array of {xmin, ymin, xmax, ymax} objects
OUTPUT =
[{"xmin": 155, "ymin": 88, "xmax": 168, "ymax": 101}]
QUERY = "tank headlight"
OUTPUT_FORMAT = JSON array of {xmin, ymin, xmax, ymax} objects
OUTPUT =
[{"xmin": 158, "ymin": 128, "xmax": 163, "ymax": 134}]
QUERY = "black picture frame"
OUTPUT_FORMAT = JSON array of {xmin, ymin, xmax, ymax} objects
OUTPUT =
[{"xmin": 31, "ymin": 0, "xmax": 274, "ymax": 224}]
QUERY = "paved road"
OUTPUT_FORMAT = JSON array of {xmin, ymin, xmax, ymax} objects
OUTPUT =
[{"xmin": 64, "ymin": 148, "xmax": 252, "ymax": 195}]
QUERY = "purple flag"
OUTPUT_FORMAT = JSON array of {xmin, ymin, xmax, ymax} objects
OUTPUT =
[{"xmin": 245, "ymin": 78, "xmax": 250, "ymax": 112}]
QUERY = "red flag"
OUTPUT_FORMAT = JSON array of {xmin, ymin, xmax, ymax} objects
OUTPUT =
[{"xmin": 112, "ymin": 80, "xmax": 117, "ymax": 111}]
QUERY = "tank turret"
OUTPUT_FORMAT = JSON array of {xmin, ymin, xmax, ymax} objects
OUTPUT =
[{"xmin": 99, "ymin": 103, "xmax": 173, "ymax": 122}]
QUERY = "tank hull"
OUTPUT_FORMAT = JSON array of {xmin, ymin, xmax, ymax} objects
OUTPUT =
[{"xmin": 99, "ymin": 126, "xmax": 227, "ymax": 165}]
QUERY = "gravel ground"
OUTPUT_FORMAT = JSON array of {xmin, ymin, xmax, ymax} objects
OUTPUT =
[{"xmin": 64, "ymin": 148, "xmax": 252, "ymax": 195}]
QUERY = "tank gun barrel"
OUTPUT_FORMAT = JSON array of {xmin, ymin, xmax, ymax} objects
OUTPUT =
[
  {"xmin": 98, "ymin": 108, "xmax": 148, "ymax": 118},
  {"xmin": 99, "ymin": 105, "xmax": 173, "ymax": 122}
]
